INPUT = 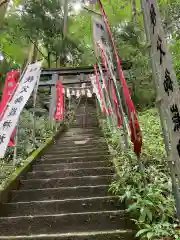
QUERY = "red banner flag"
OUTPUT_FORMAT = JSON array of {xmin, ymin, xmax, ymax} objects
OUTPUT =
[
  {"xmin": 97, "ymin": 0, "xmax": 142, "ymax": 156},
  {"xmin": 0, "ymin": 69, "xmax": 19, "ymax": 146},
  {"xmin": 54, "ymin": 80, "xmax": 64, "ymax": 120}
]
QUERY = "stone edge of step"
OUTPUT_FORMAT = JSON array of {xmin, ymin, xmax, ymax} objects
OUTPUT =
[
  {"xmin": 1, "ymin": 229, "xmax": 135, "ymax": 240},
  {"xmin": 0, "ymin": 229, "xmax": 135, "ymax": 239},
  {"xmin": 21, "ymin": 174, "xmax": 114, "ymax": 182},
  {"xmin": 11, "ymin": 184, "xmax": 110, "ymax": 193},
  {"xmin": 34, "ymin": 160, "xmax": 111, "ymax": 167},
  {"xmin": 28, "ymin": 167, "xmax": 113, "ymax": 174},
  {"xmin": 3, "ymin": 196, "xmax": 118, "ymax": 205},
  {"xmin": 0, "ymin": 209, "xmax": 127, "ymax": 220}
]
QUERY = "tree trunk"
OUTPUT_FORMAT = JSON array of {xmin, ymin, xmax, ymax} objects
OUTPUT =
[
  {"xmin": 47, "ymin": 52, "xmax": 51, "ymax": 68},
  {"xmin": 56, "ymin": 53, "xmax": 58, "ymax": 68},
  {"xmin": 0, "ymin": 0, "xmax": 9, "ymax": 26},
  {"xmin": 131, "ymin": 0, "xmax": 137, "ymax": 21},
  {"xmin": 22, "ymin": 42, "xmax": 34, "ymax": 70},
  {"xmin": 32, "ymin": 40, "xmax": 39, "ymax": 63}
]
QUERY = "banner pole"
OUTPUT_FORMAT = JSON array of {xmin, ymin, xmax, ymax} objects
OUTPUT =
[
  {"xmin": 32, "ymin": 70, "xmax": 40, "ymax": 147},
  {"xmin": 13, "ymin": 122, "xmax": 19, "ymax": 166},
  {"xmin": 12, "ymin": 66, "xmax": 23, "ymax": 166}
]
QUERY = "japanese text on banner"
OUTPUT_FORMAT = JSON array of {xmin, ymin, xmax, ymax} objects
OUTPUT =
[
  {"xmin": 0, "ymin": 61, "xmax": 43, "ymax": 158},
  {"xmin": 144, "ymin": 0, "xmax": 180, "ymax": 173}
]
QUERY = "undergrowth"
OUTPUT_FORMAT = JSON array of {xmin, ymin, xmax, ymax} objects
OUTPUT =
[
  {"xmin": 0, "ymin": 102, "xmax": 75, "ymax": 189},
  {"xmin": 0, "ymin": 109, "xmax": 53, "ymax": 188},
  {"xmin": 99, "ymin": 108, "xmax": 180, "ymax": 240}
]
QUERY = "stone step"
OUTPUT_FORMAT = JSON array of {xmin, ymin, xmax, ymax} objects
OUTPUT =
[
  {"xmin": 63, "ymin": 132, "xmax": 102, "ymax": 137},
  {"xmin": 34, "ymin": 161, "xmax": 111, "ymax": 171},
  {"xmin": 27, "ymin": 168, "xmax": 113, "ymax": 179},
  {"xmin": 11, "ymin": 185, "xmax": 110, "ymax": 202},
  {"xmin": 58, "ymin": 136, "xmax": 104, "ymax": 141},
  {"xmin": 69, "ymin": 127, "xmax": 99, "ymax": 130},
  {"xmin": 43, "ymin": 149, "xmax": 109, "ymax": 156},
  {"xmin": 0, "ymin": 210, "xmax": 133, "ymax": 236},
  {"xmin": 47, "ymin": 145, "xmax": 108, "ymax": 153},
  {"xmin": 71, "ymin": 124, "xmax": 99, "ymax": 127},
  {"xmin": 20, "ymin": 175, "xmax": 113, "ymax": 189},
  {"xmin": 55, "ymin": 139, "xmax": 106, "ymax": 146},
  {"xmin": 38, "ymin": 155, "xmax": 110, "ymax": 164},
  {"xmin": 43, "ymin": 151, "xmax": 109, "ymax": 158},
  {"xmin": 64, "ymin": 129, "xmax": 101, "ymax": 134},
  {"xmin": 2, "ymin": 196, "xmax": 122, "ymax": 217},
  {"xmin": 62, "ymin": 132, "xmax": 103, "ymax": 137},
  {"xmin": 0, "ymin": 230, "xmax": 136, "ymax": 240},
  {"xmin": 49, "ymin": 143, "xmax": 107, "ymax": 150}
]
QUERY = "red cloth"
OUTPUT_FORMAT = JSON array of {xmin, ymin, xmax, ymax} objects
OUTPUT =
[
  {"xmin": 54, "ymin": 80, "xmax": 64, "ymax": 120},
  {"xmin": 0, "ymin": 69, "xmax": 19, "ymax": 146}
]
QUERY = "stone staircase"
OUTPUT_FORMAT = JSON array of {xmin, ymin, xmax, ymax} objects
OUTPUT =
[{"xmin": 0, "ymin": 102, "xmax": 135, "ymax": 239}]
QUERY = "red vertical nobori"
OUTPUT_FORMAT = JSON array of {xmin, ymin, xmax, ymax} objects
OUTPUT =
[
  {"xmin": 0, "ymin": 69, "xmax": 19, "ymax": 146},
  {"xmin": 97, "ymin": 0, "xmax": 142, "ymax": 156},
  {"xmin": 54, "ymin": 80, "xmax": 64, "ymax": 120}
]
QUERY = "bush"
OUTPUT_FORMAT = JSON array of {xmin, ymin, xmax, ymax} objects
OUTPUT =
[
  {"xmin": 99, "ymin": 108, "xmax": 180, "ymax": 240},
  {"xmin": 0, "ymin": 108, "xmax": 53, "ymax": 187}
]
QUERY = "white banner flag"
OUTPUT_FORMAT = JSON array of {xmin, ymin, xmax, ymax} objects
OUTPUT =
[
  {"xmin": 0, "ymin": 61, "xmax": 42, "ymax": 158},
  {"xmin": 90, "ymin": 75, "xmax": 102, "ymax": 106},
  {"xmin": 76, "ymin": 90, "xmax": 80, "ymax": 98},
  {"xmin": 66, "ymin": 88, "xmax": 71, "ymax": 99},
  {"xmin": 142, "ymin": 0, "xmax": 180, "ymax": 175},
  {"xmin": 81, "ymin": 89, "xmax": 86, "ymax": 96},
  {"xmin": 72, "ymin": 89, "xmax": 76, "ymax": 96},
  {"xmin": 92, "ymin": 14, "xmax": 108, "ymax": 54},
  {"xmin": 87, "ymin": 89, "xmax": 92, "ymax": 98}
]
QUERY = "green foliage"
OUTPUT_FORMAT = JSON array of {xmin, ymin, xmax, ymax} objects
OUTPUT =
[
  {"xmin": 100, "ymin": 108, "xmax": 180, "ymax": 240},
  {"xmin": 0, "ymin": 108, "xmax": 53, "ymax": 186}
]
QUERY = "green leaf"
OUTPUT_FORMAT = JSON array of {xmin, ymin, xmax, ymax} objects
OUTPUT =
[
  {"xmin": 143, "ymin": 200, "xmax": 154, "ymax": 206},
  {"xmin": 147, "ymin": 232, "xmax": 154, "ymax": 239},
  {"xmin": 139, "ymin": 208, "xmax": 146, "ymax": 222},
  {"xmin": 127, "ymin": 203, "xmax": 138, "ymax": 212},
  {"xmin": 145, "ymin": 208, "xmax": 153, "ymax": 222},
  {"xmin": 135, "ymin": 228, "xmax": 150, "ymax": 237}
]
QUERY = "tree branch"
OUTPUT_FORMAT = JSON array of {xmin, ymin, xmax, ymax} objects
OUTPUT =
[{"xmin": 0, "ymin": 0, "xmax": 9, "ymax": 8}]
